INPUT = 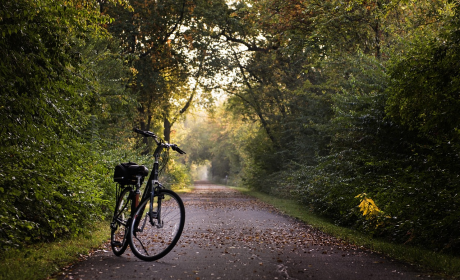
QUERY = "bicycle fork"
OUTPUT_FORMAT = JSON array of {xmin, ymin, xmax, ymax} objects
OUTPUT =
[
  {"xmin": 136, "ymin": 181, "xmax": 164, "ymax": 234},
  {"xmin": 149, "ymin": 184, "xmax": 164, "ymax": 228}
]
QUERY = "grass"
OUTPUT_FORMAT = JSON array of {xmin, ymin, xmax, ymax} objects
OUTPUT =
[
  {"xmin": 174, "ymin": 185, "xmax": 195, "ymax": 194},
  {"xmin": 0, "ymin": 186, "xmax": 195, "ymax": 280},
  {"xmin": 232, "ymin": 186, "xmax": 460, "ymax": 279},
  {"xmin": 2, "ymin": 185, "xmax": 457, "ymax": 279},
  {"xmin": 0, "ymin": 221, "xmax": 110, "ymax": 280}
]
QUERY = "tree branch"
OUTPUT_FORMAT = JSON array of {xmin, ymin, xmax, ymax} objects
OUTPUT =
[
  {"xmin": 230, "ymin": 48, "xmax": 278, "ymax": 144},
  {"xmin": 217, "ymin": 31, "xmax": 280, "ymax": 53},
  {"xmin": 139, "ymin": 0, "xmax": 187, "ymax": 59}
]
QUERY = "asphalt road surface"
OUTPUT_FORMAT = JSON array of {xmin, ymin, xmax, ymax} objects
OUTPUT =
[{"xmin": 57, "ymin": 182, "xmax": 440, "ymax": 280}]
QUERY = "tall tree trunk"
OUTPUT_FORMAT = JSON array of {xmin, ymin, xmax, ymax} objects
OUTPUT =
[{"xmin": 164, "ymin": 113, "xmax": 171, "ymax": 143}]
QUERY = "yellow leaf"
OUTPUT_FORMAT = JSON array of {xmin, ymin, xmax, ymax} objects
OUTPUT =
[{"xmin": 357, "ymin": 196, "xmax": 381, "ymax": 218}]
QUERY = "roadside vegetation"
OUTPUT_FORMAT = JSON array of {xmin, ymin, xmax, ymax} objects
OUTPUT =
[
  {"xmin": 2, "ymin": 0, "xmax": 460, "ymax": 278},
  {"xmin": 0, "ymin": 222, "xmax": 109, "ymax": 280},
  {"xmin": 233, "ymin": 187, "xmax": 460, "ymax": 279},
  {"xmin": 177, "ymin": 0, "xmax": 460, "ymax": 261}
]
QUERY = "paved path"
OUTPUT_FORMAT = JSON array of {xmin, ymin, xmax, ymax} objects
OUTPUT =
[{"xmin": 57, "ymin": 182, "xmax": 440, "ymax": 279}]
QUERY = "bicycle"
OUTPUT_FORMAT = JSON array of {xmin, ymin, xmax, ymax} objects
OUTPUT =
[{"xmin": 110, "ymin": 128, "xmax": 186, "ymax": 261}]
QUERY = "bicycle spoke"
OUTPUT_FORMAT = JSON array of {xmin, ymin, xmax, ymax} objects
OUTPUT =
[
  {"xmin": 110, "ymin": 187, "xmax": 132, "ymax": 256},
  {"xmin": 129, "ymin": 189, "xmax": 185, "ymax": 261},
  {"xmin": 133, "ymin": 232, "xmax": 150, "ymax": 256},
  {"xmin": 122, "ymin": 128, "xmax": 187, "ymax": 261}
]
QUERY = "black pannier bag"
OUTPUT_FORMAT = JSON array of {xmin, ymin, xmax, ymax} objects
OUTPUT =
[{"xmin": 114, "ymin": 162, "xmax": 149, "ymax": 185}]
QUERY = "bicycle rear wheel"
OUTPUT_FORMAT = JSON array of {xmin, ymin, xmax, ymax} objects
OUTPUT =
[
  {"xmin": 129, "ymin": 189, "xmax": 185, "ymax": 261},
  {"xmin": 110, "ymin": 187, "xmax": 132, "ymax": 256}
]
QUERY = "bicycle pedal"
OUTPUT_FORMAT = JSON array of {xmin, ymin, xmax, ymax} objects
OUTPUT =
[{"xmin": 111, "ymin": 241, "xmax": 122, "ymax": 247}]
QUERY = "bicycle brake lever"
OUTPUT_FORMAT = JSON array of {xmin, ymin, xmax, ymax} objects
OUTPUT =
[
  {"xmin": 133, "ymin": 128, "xmax": 157, "ymax": 138},
  {"xmin": 171, "ymin": 144, "xmax": 186, "ymax": 154}
]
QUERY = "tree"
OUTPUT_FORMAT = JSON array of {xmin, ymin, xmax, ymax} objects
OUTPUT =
[
  {"xmin": 198, "ymin": 0, "xmax": 460, "ymax": 253},
  {"xmin": 178, "ymin": 107, "xmax": 257, "ymax": 185},
  {"xmin": 0, "ymin": 0, "xmax": 132, "ymax": 249},
  {"xmin": 103, "ymin": 0, "xmax": 214, "ymax": 145},
  {"xmin": 381, "ymin": 2, "xmax": 460, "ymax": 251},
  {"xmin": 386, "ymin": 2, "xmax": 460, "ymax": 144}
]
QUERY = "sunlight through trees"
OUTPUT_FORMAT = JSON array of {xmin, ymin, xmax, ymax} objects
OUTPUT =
[{"xmin": 2, "ymin": 0, "xmax": 460, "ymax": 255}]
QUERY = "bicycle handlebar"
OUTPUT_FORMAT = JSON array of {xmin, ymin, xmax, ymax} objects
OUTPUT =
[
  {"xmin": 133, "ymin": 128, "xmax": 157, "ymax": 138},
  {"xmin": 170, "ymin": 144, "xmax": 186, "ymax": 155},
  {"xmin": 133, "ymin": 128, "xmax": 186, "ymax": 154}
]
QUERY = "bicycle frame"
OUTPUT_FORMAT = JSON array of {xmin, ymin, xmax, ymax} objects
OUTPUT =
[
  {"xmin": 111, "ymin": 128, "xmax": 186, "ymax": 260},
  {"xmin": 135, "ymin": 141, "xmax": 168, "ymax": 231},
  {"xmin": 142, "ymin": 143, "xmax": 164, "ymax": 198}
]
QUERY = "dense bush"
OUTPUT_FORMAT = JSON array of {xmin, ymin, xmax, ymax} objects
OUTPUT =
[
  {"xmin": 0, "ymin": 0, "xmax": 132, "ymax": 250},
  {"xmin": 223, "ymin": 42, "xmax": 460, "ymax": 254},
  {"xmin": 213, "ymin": 0, "xmax": 460, "ymax": 254},
  {"xmin": 288, "ymin": 49, "xmax": 460, "ymax": 254}
]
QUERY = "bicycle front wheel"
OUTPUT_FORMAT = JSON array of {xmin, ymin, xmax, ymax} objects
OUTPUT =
[
  {"xmin": 129, "ymin": 189, "xmax": 185, "ymax": 261},
  {"xmin": 110, "ymin": 187, "xmax": 132, "ymax": 256}
]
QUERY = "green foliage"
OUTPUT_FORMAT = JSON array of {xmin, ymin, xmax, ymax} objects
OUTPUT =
[
  {"xmin": 3, "ymin": 0, "xmax": 460, "ymax": 261},
  {"xmin": 236, "ymin": 126, "xmax": 278, "ymax": 191},
  {"xmin": 74, "ymin": 34, "xmax": 136, "ymax": 138},
  {"xmin": 386, "ymin": 6, "xmax": 460, "ymax": 144},
  {"xmin": 213, "ymin": 0, "xmax": 460, "ymax": 256},
  {"xmin": 0, "ymin": 0, "xmax": 133, "ymax": 250},
  {"xmin": 178, "ymin": 108, "xmax": 257, "ymax": 185},
  {"xmin": 282, "ymin": 49, "xmax": 460, "ymax": 253},
  {"xmin": 239, "ymin": 187, "xmax": 460, "ymax": 278},
  {"xmin": 103, "ymin": 0, "xmax": 217, "ymax": 142},
  {"xmin": 0, "ymin": 221, "xmax": 110, "ymax": 280},
  {"xmin": 160, "ymin": 159, "xmax": 193, "ymax": 190},
  {"xmin": 381, "ymin": 3, "xmax": 460, "ymax": 252}
]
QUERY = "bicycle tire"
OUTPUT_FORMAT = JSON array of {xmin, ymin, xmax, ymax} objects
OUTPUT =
[
  {"xmin": 110, "ymin": 187, "xmax": 132, "ymax": 256},
  {"xmin": 129, "ymin": 189, "xmax": 185, "ymax": 261}
]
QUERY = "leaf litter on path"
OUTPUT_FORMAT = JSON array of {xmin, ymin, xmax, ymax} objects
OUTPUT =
[{"xmin": 57, "ymin": 182, "xmax": 441, "ymax": 280}]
